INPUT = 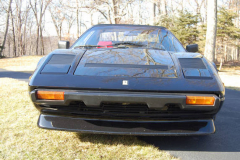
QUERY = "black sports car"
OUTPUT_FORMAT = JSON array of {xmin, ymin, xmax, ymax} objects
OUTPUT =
[{"xmin": 29, "ymin": 24, "xmax": 225, "ymax": 136}]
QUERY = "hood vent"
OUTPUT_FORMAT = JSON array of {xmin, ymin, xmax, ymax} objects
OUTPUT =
[
  {"xmin": 47, "ymin": 55, "xmax": 75, "ymax": 64},
  {"xmin": 178, "ymin": 58, "xmax": 206, "ymax": 69},
  {"xmin": 178, "ymin": 58, "xmax": 212, "ymax": 79},
  {"xmin": 41, "ymin": 54, "xmax": 75, "ymax": 74}
]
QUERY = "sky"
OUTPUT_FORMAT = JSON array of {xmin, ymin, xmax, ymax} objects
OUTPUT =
[{"xmin": 0, "ymin": 0, "xmax": 228, "ymax": 38}]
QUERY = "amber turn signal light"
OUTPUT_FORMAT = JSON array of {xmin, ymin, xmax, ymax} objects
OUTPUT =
[
  {"xmin": 186, "ymin": 96, "xmax": 215, "ymax": 105},
  {"xmin": 37, "ymin": 91, "xmax": 64, "ymax": 100}
]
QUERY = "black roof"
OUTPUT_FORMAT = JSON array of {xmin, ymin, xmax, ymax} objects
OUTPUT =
[{"xmin": 91, "ymin": 24, "xmax": 166, "ymax": 29}]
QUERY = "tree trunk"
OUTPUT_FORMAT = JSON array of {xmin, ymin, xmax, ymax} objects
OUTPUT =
[
  {"xmin": 224, "ymin": 44, "xmax": 227, "ymax": 62},
  {"xmin": 8, "ymin": 38, "xmax": 10, "ymax": 57},
  {"xmin": 10, "ymin": 6, "xmax": 16, "ymax": 57},
  {"xmin": 29, "ymin": 22, "xmax": 33, "ymax": 56},
  {"xmin": 236, "ymin": 40, "xmax": 239, "ymax": 60},
  {"xmin": 181, "ymin": 0, "xmax": 184, "ymax": 11},
  {"xmin": 163, "ymin": 0, "xmax": 168, "ymax": 15},
  {"xmin": 156, "ymin": 1, "xmax": 161, "ymax": 16},
  {"xmin": 40, "ymin": 26, "xmax": 44, "ymax": 55},
  {"xmin": 204, "ymin": 0, "xmax": 217, "ymax": 62},
  {"xmin": 138, "ymin": 1, "xmax": 141, "ymax": 24},
  {"xmin": 76, "ymin": 0, "xmax": 79, "ymax": 37},
  {"xmin": 219, "ymin": 58, "xmax": 223, "ymax": 71},
  {"xmin": 204, "ymin": 0, "xmax": 207, "ymax": 24},
  {"xmin": 16, "ymin": 0, "xmax": 23, "ymax": 56},
  {"xmin": 108, "ymin": 9, "xmax": 112, "ymax": 24},
  {"xmin": 90, "ymin": 12, "xmax": 93, "ymax": 26},
  {"xmin": 36, "ymin": 25, "xmax": 39, "ymax": 55},
  {"xmin": 23, "ymin": 11, "xmax": 27, "ymax": 55},
  {"xmin": 0, "ymin": 0, "xmax": 12, "ymax": 57},
  {"xmin": 112, "ymin": 0, "xmax": 120, "ymax": 24},
  {"xmin": 80, "ymin": 11, "xmax": 82, "ymax": 35},
  {"xmin": 151, "ymin": 3, "xmax": 156, "ymax": 25}
]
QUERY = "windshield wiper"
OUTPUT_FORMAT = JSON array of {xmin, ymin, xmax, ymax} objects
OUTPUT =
[
  {"xmin": 73, "ymin": 45, "xmax": 104, "ymax": 49},
  {"xmin": 147, "ymin": 47, "xmax": 165, "ymax": 51},
  {"xmin": 73, "ymin": 44, "xmax": 164, "ymax": 50},
  {"xmin": 112, "ymin": 42, "xmax": 146, "ymax": 47}
]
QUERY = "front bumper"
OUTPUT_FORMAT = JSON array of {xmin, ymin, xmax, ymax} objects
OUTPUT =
[
  {"xmin": 38, "ymin": 114, "xmax": 215, "ymax": 136},
  {"xmin": 31, "ymin": 89, "xmax": 223, "ymax": 135},
  {"xmin": 30, "ymin": 89, "xmax": 222, "ymax": 111}
]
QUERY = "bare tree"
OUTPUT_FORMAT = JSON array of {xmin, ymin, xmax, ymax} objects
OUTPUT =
[
  {"xmin": 65, "ymin": 13, "xmax": 76, "ymax": 36},
  {"xmin": 15, "ymin": 0, "xmax": 30, "ymax": 56},
  {"xmin": 204, "ymin": 0, "xmax": 217, "ymax": 62},
  {"xmin": 204, "ymin": 0, "xmax": 207, "ymax": 24},
  {"xmin": 76, "ymin": 0, "xmax": 80, "ymax": 37},
  {"xmin": 163, "ymin": 0, "xmax": 167, "ymax": 15},
  {"xmin": 111, "ymin": 0, "xmax": 119, "ymax": 24},
  {"xmin": 30, "ymin": 0, "xmax": 51, "ymax": 55},
  {"xmin": 82, "ymin": 0, "xmax": 132, "ymax": 24},
  {"xmin": 0, "ymin": 0, "xmax": 12, "ymax": 57},
  {"xmin": 59, "ymin": 0, "xmax": 88, "ymax": 37},
  {"xmin": 10, "ymin": 6, "xmax": 16, "ymax": 56},
  {"xmin": 49, "ymin": 5, "xmax": 65, "ymax": 40},
  {"xmin": 151, "ymin": 1, "xmax": 156, "ymax": 25}
]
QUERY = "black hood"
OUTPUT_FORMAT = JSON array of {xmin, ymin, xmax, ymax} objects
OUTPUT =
[
  {"xmin": 74, "ymin": 48, "xmax": 177, "ymax": 78},
  {"xmin": 29, "ymin": 48, "xmax": 224, "ymax": 96}
]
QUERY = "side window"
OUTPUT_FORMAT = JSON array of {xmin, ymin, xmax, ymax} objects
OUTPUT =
[
  {"xmin": 73, "ymin": 31, "xmax": 95, "ymax": 46},
  {"xmin": 159, "ymin": 31, "xmax": 185, "ymax": 52},
  {"xmin": 168, "ymin": 33, "xmax": 185, "ymax": 52}
]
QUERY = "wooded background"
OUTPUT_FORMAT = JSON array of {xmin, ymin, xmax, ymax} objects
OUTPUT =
[{"xmin": 0, "ymin": 0, "xmax": 240, "ymax": 64}]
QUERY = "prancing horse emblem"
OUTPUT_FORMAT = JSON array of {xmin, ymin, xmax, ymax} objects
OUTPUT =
[{"xmin": 122, "ymin": 80, "xmax": 128, "ymax": 85}]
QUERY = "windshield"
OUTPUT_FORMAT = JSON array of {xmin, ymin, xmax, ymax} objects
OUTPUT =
[{"xmin": 72, "ymin": 25, "xmax": 185, "ymax": 52}]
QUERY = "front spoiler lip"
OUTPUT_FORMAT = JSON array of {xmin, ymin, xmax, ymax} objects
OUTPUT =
[{"xmin": 38, "ymin": 114, "xmax": 216, "ymax": 136}]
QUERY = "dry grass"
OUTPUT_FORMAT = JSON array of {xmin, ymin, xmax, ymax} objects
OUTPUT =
[
  {"xmin": 0, "ymin": 56, "xmax": 43, "ymax": 71},
  {"xmin": 218, "ymin": 67, "xmax": 240, "ymax": 88},
  {"xmin": 219, "ymin": 66, "xmax": 240, "ymax": 71},
  {"xmin": 0, "ymin": 56, "xmax": 239, "ymax": 159},
  {"xmin": 217, "ymin": 65, "xmax": 240, "ymax": 90},
  {"xmin": 225, "ymin": 86, "xmax": 240, "ymax": 91},
  {"xmin": 0, "ymin": 78, "xmax": 178, "ymax": 160}
]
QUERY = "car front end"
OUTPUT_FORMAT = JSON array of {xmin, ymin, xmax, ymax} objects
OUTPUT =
[{"xmin": 29, "ymin": 24, "xmax": 225, "ymax": 135}]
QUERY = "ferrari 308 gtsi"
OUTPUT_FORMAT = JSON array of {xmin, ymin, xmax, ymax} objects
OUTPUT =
[{"xmin": 29, "ymin": 24, "xmax": 225, "ymax": 135}]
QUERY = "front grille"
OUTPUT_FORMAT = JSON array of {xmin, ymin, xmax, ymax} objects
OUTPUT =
[
  {"xmin": 44, "ymin": 101, "xmax": 209, "ymax": 120},
  {"xmin": 102, "ymin": 103, "xmax": 149, "ymax": 114}
]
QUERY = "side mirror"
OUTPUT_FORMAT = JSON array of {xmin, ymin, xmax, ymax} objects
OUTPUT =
[
  {"xmin": 58, "ymin": 41, "xmax": 70, "ymax": 49},
  {"xmin": 186, "ymin": 44, "xmax": 198, "ymax": 52}
]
